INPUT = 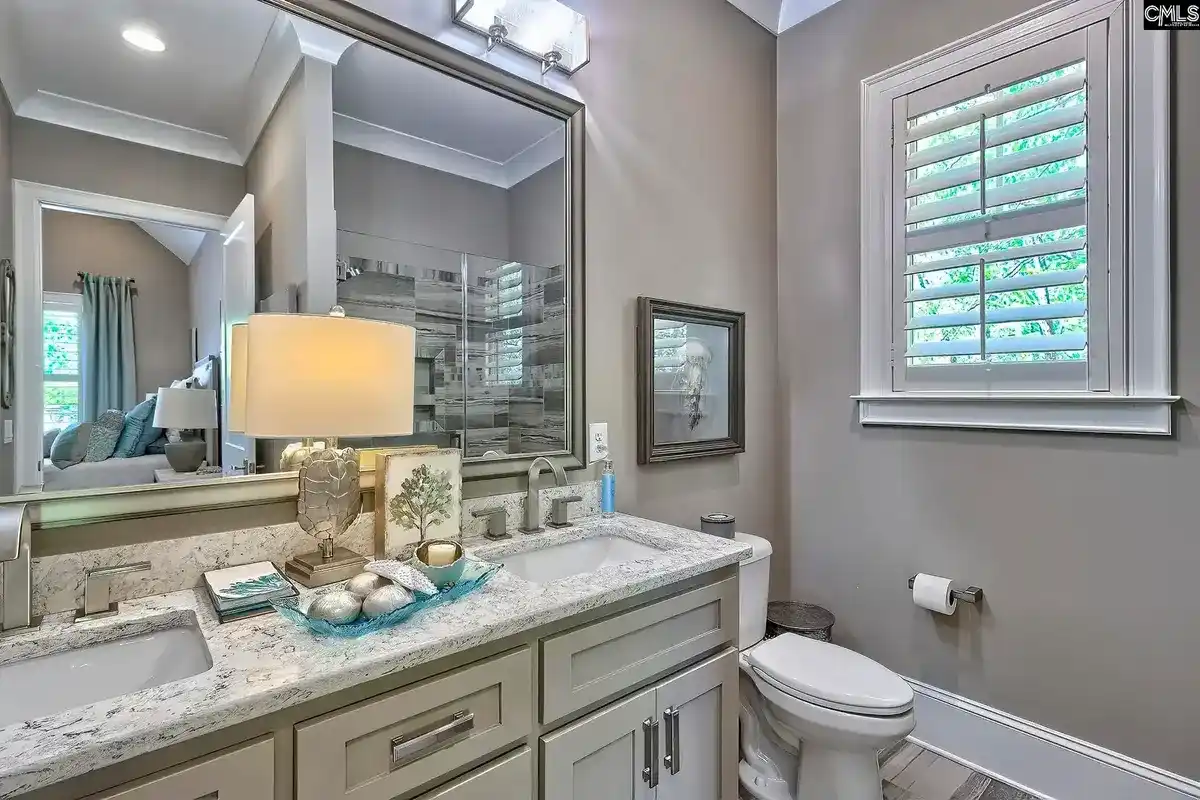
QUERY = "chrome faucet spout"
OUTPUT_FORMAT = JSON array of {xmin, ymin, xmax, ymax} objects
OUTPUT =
[
  {"xmin": 521, "ymin": 457, "xmax": 567, "ymax": 534},
  {"xmin": 0, "ymin": 503, "xmax": 37, "ymax": 635}
]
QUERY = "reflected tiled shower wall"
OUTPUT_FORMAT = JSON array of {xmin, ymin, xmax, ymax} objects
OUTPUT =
[{"xmin": 336, "ymin": 235, "xmax": 567, "ymax": 457}]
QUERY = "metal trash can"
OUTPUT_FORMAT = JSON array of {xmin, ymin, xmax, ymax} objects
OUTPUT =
[
  {"xmin": 699, "ymin": 513, "xmax": 736, "ymax": 539},
  {"xmin": 765, "ymin": 601, "xmax": 835, "ymax": 642}
]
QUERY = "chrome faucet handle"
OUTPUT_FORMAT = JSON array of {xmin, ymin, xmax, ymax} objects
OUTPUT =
[
  {"xmin": 0, "ymin": 503, "xmax": 38, "ymax": 636},
  {"xmin": 471, "ymin": 506, "xmax": 511, "ymax": 540},
  {"xmin": 548, "ymin": 495, "xmax": 584, "ymax": 528},
  {"xmin": 77, "ymin": 562, "xmax": 151, "ymax": 621}
]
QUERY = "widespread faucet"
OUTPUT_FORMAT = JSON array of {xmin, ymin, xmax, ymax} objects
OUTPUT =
[
  {"xmin": 520, "ymin": 457, "xmax": 567, "ymax": 534},
  {"xmin": 0, "ymin": 503, "xmax": 37, "ymax": 635}
]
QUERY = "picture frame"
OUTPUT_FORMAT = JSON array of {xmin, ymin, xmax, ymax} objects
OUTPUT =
[
  {"xmin": 636, "ymin": 297, "xmax": 746, "ymax": 464},
  {"xmin": 375, "ymin": 448, "xmax": 462, "ymax": 558}
]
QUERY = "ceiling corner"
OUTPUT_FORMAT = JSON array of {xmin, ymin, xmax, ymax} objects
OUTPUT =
[{"xmin": 724, "ymin": 0, "xmax": 843, "ymax": 35}]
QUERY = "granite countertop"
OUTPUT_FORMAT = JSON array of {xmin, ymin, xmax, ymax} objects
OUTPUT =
[{"xmin": 0, "ymin": 514, "xmax": 749, "ymax": 797}]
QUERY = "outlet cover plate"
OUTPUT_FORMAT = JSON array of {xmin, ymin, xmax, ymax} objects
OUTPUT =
[{"xmin": 588, "ymin": 422, "xmax": 609, "ymax": 463}]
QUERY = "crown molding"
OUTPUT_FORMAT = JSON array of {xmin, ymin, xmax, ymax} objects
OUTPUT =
[
  {"xmin": 17, "ymin": 90, "xmax": 243, "ymax": 165},
  {"xmin": 333, "ymin": 112, "xmax": 563, "ymax": 189}
]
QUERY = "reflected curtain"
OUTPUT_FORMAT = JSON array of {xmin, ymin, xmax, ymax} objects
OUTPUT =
[{"xmin": 79, "ymin": 273, "xmax": 137, "ymax": 421}]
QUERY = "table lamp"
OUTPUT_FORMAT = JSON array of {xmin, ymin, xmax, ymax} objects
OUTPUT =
[
  {"xmin": 153, "ymin": 387, "xmax": 218, "ymax": 472},
  {"xmin": 232, "ymin": 308, "xmax": 416, "ymax": 587}
]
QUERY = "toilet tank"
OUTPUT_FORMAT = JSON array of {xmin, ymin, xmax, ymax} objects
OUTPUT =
[{"xmin": 733, "ymin": 532, "xmax": 772, "ymax": 649}]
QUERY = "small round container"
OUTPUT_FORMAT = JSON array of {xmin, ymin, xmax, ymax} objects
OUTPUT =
[
  {"xmin": 700, "ymin": 513, "xmax": 736, "ymax": 539},
  {"xmin": 765, "ymin": 601, "xmax": 835, "ymax": 642},
  {"xmin": 414, "ymin": 539, "xmax": 466, "ymax": 588}
]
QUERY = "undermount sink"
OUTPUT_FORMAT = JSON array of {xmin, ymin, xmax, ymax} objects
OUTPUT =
[
  {"xmin": 0, "ymin": 616, "xmax": 212, "ymax": 727},
  {"xmin": 501, "ymin": 535, "xmax": 666, "ymax": 584}
]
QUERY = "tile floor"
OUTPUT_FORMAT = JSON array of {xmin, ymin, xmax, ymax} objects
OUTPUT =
[{"xmin": 880, "ymin": 741, "xmax": 1038, "ymax": 800}]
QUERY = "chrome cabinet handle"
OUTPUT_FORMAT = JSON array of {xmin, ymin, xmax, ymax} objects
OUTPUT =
[
  {"xmin": 650, "ymin": 718, "xmax": 660, "ymax": 788},
  {"xmin": 642, "ymin": 718, "xmax": 653, "ymax": 784},
  {"xmin": 665, "ymin": 707, "xmax": 680, "ymax": 775},
  {"xmin": 1, "ymin": 259, "xmax": 13, "ymax": 410},
  {"xmin": 391, "ymin": 710, "xmax": 474, "ymax": 770}
]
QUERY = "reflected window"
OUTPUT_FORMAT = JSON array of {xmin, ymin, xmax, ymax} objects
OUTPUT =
[
  {"xmin": 486, "ymin": 262, "xmax": 526, "ymax": 387},
  {"xmin": 43, "ymin": 292, "xmax": 82, "ymax": 433},
  {"xmin": 653, "ymin": 319, "xmax": 688, "ymax": 373}
]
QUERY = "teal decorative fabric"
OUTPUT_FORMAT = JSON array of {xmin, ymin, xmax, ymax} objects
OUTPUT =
[
  {"xmin": 43, "ymin": 429, "xmax": 61, "ymax": 459},
  {"xmin": 50, "ymin": 422, "xmax": 92, "ymax": 469},
  {"xmin": 80, "ymin": 273, "xmax": 137, "ymax": 422},
  {"xmin": 84, "ymin": 409, "xmax": 126, "ymax": 462},
  {"xmin": 114, "ymin": 396, "xmax": 160, "ymax": 458},
  {"xmin": 144, "ymin": 434, "xmax": 169, "ymax": 455}
]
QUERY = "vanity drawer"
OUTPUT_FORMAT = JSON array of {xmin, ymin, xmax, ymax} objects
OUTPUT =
[
  {"xmin": 540, "ymin": 576, "xmax": 737, "ymax": 724},
  {"xmin": 294, "ymin": 647, "xmax": 533, "ymax": 800},
  {"xmin": 416, "ymin": 747, "xmax": 532, "ymax": 800},
  {"xmin": 84, "ymin": 737, "xmax": 273, "ymax": 800}
]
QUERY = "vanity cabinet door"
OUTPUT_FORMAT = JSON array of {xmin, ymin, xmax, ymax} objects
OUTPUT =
[
  {"xmin": 83, "ymin": 737, "xmax": 273, "ymax": 800},
  {"xmin": 540, "ymin": 687, "xmax": 657, "ymax": 800},
  {"xmin": 415, "ymin": 747, "xmax": 532, "ymax": 800},
  {"xmin": 654, "ymin": 650, "xmax": 739, "ymax": 800}
]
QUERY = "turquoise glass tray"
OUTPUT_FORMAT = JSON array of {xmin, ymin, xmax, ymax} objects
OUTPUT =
[{"xmin": 272, "ymin": 560, "xmax": 500, "ymax": 639}]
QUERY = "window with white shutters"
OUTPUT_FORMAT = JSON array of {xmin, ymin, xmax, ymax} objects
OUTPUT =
[
  {"xmin": 43, "ymin": 292, "xmax": 82, "ymax": 433},
  {"xmin": 858, "ymin": 0, "xmax": 1172, "ymax": 434},
  {"xmin": 485, "ymin": 262, "xmax": 526, "ymax": 386}
]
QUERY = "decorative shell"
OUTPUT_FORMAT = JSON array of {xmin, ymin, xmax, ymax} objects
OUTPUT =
[
  {"xmin": 361, "ymin": 585, "xmax": 415, "ymax": 618},
  {"xmin": 364, "ymin": 560, "xmax": 438, "ymax": 597},
  {"xmin": 346, "ymin": 572, "xmax": 392, "ymax": 599},
  {"xmin": 307, "ymin": 590, "xmax": 362, "ymax": 624},
  {"xmin": 297, "ymin": 448, "xmax": 362, "ymax": 539}
]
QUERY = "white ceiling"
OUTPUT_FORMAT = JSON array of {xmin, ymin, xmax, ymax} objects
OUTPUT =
[
  {"xmin": 136, "ymin": 221, "xmax": 207, "ymax": 265},
  {"xmin": 725, "ymin": 0, "xmax": 843, "ymax": 34}
]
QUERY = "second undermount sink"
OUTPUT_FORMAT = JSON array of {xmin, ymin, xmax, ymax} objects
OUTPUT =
[
  {"xmin": 0, "ymin": 614, "xmax": 212, "ymax": 728},
  {"xmin": 501, "ymin": 535, "xmax": 667, "ymax": 584}
]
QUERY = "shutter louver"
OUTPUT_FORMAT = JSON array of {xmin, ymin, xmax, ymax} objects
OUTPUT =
[
  {"xmin": 485, "ymin": 261, "xmax": 526, "ymax": 385},
  {"xmin": 901, "ymin": 58, "xmax": 1090, "ymax": 366}
]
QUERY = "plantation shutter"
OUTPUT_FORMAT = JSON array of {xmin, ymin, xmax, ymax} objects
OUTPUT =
[
  {"xmin": 485, "ymin": 261, "xmax": 526, "ymax": 385},
  {"xmin": 894, "ymin": 28, "xmax": 1108, "ymax": 389}
]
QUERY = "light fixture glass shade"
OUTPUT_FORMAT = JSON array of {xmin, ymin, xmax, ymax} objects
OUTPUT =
[
  {"xmin": 239, "ymin": 313, "xmax": 416, "ymax": 439},
  {"xmin": 153, "ymin": 387, "xmax": 218, "ymax": 429},
  {"xmin": 454, "ymin": 0, "xmax": 590, "ymax": 73}
]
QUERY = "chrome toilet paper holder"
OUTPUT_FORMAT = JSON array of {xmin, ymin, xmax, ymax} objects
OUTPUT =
[{"xmin": 908, "ymin": 576, "xmax": 983, "ymax": 604}]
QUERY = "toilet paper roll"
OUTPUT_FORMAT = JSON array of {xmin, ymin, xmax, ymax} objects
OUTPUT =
[{"xmin": 912, "ymin": 573, "xmax": 957, "ymax": 615}]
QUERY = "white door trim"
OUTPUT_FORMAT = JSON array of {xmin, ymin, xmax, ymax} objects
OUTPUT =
[
  {"xmin": 12, "ymin": 180, "xmax": 227, "ymax": 494},
  {"xmin": 906, "ymin": 678, "xmax": 1200, "ymax": 800}
]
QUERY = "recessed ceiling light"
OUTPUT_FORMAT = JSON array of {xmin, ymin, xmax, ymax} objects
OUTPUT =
[{"xmin": 122, "ymin": 26, "xmax": 165, "ymax": 53}]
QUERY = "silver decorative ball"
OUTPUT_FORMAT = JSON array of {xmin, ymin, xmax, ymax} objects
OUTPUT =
[
  {"xmin": 346, "ymin": 572, "xmax": 391, "ymax": 599},
  {"xmin": 307, "ymin": 590, "xmax": 362, "ymax": 624},
  {"xmin": 361, "ymin": 585, "xmax": 414, "ymax": 619}
]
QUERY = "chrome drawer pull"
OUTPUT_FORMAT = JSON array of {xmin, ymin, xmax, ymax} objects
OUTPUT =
[
  {"xmin": 666, "ymin": 707, "xmax": 680, "ymax": 775},
  {"xmin": 642, "ymin": 718, "xmax": 654, "ymax": 784},
  {"xmin": 390, "ymin": 710, "xmax": 475, "ymax": 770}
]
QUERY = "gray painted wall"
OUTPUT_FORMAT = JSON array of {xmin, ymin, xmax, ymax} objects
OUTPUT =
[
  {"xmin": 189, "ymin": 232, "xmax": 224, "ymax": 365},
  {"xmin": 0, "ymin": 86, "xmax": 13, "ymax": 494},
  {"xmin": 42, "ymin": 210, "xmax": 193, "ymax": 403},
  {"xmin": 11, "ymin": 119, "xmax": 244, "ymax": 217},
  {"xmin": 778, "ymin": 0, "xmax": 1198, "ymax": 778},
  {"xmin": 334, "ymin": 142, "xmax": 512, "ymax": 261},
  {"xmin": 508, "ymin": 160, "xmax": 565, "ymax": 269},
  {"xmin": 570, "ymin": 0, "xmax": 780, "ymax": 570}
]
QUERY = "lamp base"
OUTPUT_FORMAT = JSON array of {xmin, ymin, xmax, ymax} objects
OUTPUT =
[
  {"xmin": 284, "ymin": 546, "xmax": 369, "ymax": 588},
  {"xmin": 165, "ymin": 440, "xmax": 206, "ymax": 473}
]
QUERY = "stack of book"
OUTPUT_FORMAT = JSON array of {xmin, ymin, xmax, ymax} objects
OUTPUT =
[{"xmin": 203, "ymin": 562, "xmax": 297, "ymax": 622}]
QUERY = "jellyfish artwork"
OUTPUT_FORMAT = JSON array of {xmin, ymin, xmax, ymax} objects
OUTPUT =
[{"xmin": 676, "ymin": 337, "xmax": 713, "ymax": 431}]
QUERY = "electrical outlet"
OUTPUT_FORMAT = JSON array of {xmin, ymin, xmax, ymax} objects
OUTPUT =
[{"xmin": 588, "ymin": 422, "xmax": 609, "ymax": 463}]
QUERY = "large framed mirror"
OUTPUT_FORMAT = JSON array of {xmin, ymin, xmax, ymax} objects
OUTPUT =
[{"xmin": 0, "ymin": 0, "xmax": 585, "ymax": 526}]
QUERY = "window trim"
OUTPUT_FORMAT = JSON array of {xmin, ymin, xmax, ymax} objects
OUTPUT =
[{"xmin": 856, "ymin": 0, "xmax": 1175, "ymax": 435}]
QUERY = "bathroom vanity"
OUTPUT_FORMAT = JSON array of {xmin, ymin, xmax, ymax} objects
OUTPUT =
[{"xmin": 0, "ymin": 517, "xmax": 749, "ymax": 800}]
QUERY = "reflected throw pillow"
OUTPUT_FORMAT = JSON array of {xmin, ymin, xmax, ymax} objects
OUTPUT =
[
  {"xmin": 144, "ymin": 434, "xmax": 169, "ymax": 455},
  {"xmin": 43, "ymin": 429, "xmax": 61, "ymax": 459},
  {"xmin": 113, "ymin": 396, "xmax": 160, "ymax": 458},
  {"xmin": 84, "ymin": 410, "xmax": 126, "ymax": 462},
  {"xmin": 50, "ymin": 422, "xmax": 92, "ymax": 469}
]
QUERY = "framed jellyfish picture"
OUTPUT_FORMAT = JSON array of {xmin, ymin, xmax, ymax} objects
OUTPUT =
[{"xmin": 636, "ymin": 297, "xmax": 746, "ymax": 464}]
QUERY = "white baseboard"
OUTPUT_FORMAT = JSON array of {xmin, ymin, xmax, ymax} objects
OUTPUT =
[{"xmin": 905, "ymin": 678, "xmax": 1200, "ymax": 800}]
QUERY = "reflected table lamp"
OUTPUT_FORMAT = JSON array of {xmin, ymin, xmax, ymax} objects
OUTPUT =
[
  {"xmin": 153, "ymin": 387, "xmax": 218, "ymax": 473},
  {"xmin": 232, "ymin": 308, "xmax": 415, "ymax": 587}
]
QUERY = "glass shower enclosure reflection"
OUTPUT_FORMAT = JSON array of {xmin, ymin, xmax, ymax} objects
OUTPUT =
[{"xmin": 335, "ymin": 229, "xmax": 567, "ymax": 459}]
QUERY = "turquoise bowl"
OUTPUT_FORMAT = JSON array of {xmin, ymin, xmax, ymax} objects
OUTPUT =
[{"xmin": 413, "ymin": 539, "xmax": 467, "ymax": 588}]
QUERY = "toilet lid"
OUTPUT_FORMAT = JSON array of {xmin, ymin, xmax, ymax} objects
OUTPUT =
[{"xmin": 746, "ymin": 634, "xmax": 913, "ymax": 716}]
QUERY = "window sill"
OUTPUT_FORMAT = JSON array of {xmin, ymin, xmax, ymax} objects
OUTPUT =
[{"xmin": 852, "ymin": 393, "xmax": 1180, "ymax": 436}]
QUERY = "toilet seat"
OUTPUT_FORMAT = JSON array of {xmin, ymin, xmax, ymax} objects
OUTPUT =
[{"xmin": 745, "ymin": 634, "xmax": 913, "ymax": 717}]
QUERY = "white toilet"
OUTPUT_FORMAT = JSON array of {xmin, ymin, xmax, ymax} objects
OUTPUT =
[{"xmin": 735, "ymin": 533, "xmax": 915, "ymax": 800}]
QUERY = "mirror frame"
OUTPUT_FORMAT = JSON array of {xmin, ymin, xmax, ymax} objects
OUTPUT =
[{"xmin": 6, "ymin": 0, "xmax": 587, "ymax": 529}]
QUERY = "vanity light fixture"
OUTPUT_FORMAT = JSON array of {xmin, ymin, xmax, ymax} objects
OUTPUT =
[
  {"xmin": 121, "ymin": 25, "xmax": 166, "ymax": 53},
  {"xmin": 453, "ymin": 0, "xmax": 590, "ymax": 75}
]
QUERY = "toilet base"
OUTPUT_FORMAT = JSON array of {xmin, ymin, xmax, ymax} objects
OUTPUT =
[{"xmin": 796, "ymin": 744, "xmax": 884, "ymax": 800}]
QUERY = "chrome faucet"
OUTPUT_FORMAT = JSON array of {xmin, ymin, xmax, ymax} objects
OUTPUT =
[
  {"xmin": 0, "ymin": 503, "xmax": 37, "ymax": 635},
  {"xmin": 520, "ymin": 457, "xmax": 567, "ymax": 534}
]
